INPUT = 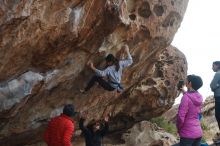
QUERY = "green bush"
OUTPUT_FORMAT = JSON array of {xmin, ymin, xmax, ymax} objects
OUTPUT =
[
  {"xmin": 150, "ymin": 116, "xmax": 177, "ymax": 135},
  {"xmin": 201, "ymin": 137, "xmax": 206, "ymax": 143},
  {"xmin": 200, "ymin": 119, "xmax": 208, "ymax": 131}
]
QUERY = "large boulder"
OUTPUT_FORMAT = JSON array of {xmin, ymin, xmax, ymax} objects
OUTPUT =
[
  {"xmin": 122, "ymin": 121, "xmax": 177, "ymax": 146},
  {"xmin": 202, "ymin": 96, "xmax": 219, "ymax": 143},
  {"xmin": 0, "ymin": 0, "xmax": 188, "ymax": 145}
]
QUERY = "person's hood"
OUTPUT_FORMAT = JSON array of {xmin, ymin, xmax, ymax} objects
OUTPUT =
[{"xmin": 185, "ymin": 92, "xmax": 203, "ymax": 106}]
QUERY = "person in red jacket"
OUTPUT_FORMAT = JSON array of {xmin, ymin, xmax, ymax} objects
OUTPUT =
[{"xmin": 43, "ymin": 104, "xmax": 75, "ymax": 146}]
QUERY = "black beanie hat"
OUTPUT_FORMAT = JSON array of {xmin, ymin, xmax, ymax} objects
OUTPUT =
[
  {"xmin": 213, "ymin": 61, "xmax": 220, "ymax": 65},
  {"xmin": 187, "ymin": 75, "xmax": 203, "ymax": 91},
  {"xmin": 105, "ymin": 54, "xmax": 115, "ymax": 62},
  {"xmin": 63, "ymin": 104, "xmax": 75, "ymax": 117}
]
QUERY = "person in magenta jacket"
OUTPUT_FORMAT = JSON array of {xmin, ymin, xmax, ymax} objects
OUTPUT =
[{"xmin": 177, "ymin": 75, "xmax": 203, "ymax": 146}]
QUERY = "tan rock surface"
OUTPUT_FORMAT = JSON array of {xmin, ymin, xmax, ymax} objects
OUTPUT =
[
  {"xmin": 0, "ymin": 0, "xmax": 188, "ymax": 145},
  {"xmin": 122, "ymin": 121, "xmax": 177, "ymax": 146},
  {"xmin": 202, "ymin": 96, "xmax": 219, "ymax": 144}
]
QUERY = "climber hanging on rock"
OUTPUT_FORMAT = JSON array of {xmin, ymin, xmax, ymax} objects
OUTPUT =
[{"xmin": 80, "ymin": 44, "xmax": 133, "ymax": 94}]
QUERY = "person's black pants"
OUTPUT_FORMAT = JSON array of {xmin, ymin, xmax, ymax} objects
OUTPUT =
[
  {"xmin": 215, "ymin": 99, "xmax": 220, "ymax": 130},
  {"xmin": 85, "ymin": 75, "xmax": 115, "ymax": 92}
]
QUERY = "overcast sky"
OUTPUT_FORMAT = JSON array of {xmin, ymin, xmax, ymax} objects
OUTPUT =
[{"xmin": 172, "ymin": 0, "xmax": 220, "ymax": 103}]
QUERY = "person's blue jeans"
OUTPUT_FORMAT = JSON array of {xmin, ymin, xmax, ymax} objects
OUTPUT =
[
  {"xmin": 180, "ymin": 137, "xmax": 201, "ymax": 146},
  {"xmin": 172, "ymin": 137, "xmax": 202, "ymax": 146}
]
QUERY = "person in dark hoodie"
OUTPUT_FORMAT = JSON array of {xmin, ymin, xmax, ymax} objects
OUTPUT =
[
  {"xmin": 79, "ymin": 113, "xmax": 109, "ymax": 146},
  {"xmin": 210, "ymin": 61, "xmax": 220, "ymax": 128},
  {"xmin": 177, "ymin": 75, "xmax": 203, "ymax": 146},
  {"xmin": 210, "ymin": 61, "xmax": 220, "ymax": 142}
]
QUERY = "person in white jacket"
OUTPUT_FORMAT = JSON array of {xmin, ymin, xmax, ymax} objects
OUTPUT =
[{"xmin": 80, "ymin": 45, "xmax": 133, "ymax": 93}]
